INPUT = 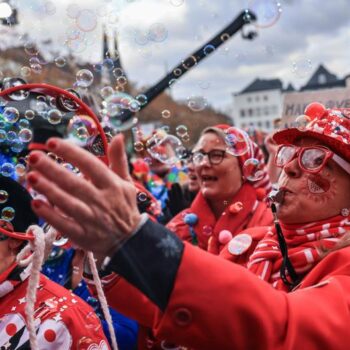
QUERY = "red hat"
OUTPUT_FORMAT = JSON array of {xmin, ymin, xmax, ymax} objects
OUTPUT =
[{"xmin": 273, "ymin": 103, "xmax": 350, "ymax": 161}]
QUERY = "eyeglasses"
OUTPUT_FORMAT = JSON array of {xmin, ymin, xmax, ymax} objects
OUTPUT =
[
  {"xmin": 192, "ymin": 149, "xmax": 227, "ymax": 166},
  {"xmin": 275, "ymin": 144, "xmax": 350, "ymax": 174}
]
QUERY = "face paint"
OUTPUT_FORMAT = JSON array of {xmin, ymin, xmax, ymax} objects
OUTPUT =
[{"xmin": 307, "ymin": 174, "xmax": 331, "ymax": 194}]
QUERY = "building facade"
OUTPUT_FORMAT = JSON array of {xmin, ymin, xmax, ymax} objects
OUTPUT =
[{"xmin": 232, "ymin": 64, "xmax": 349, "ymax": 132}]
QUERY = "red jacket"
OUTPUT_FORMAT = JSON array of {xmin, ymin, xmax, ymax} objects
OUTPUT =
[
  {"xmin": 167, "ymin": 182, "xmax": 273, "ymax": 253},
  {"xmin": 0, "ymin": 263, "xmax": 110, "ymax": 349},
  {"xmin": 150, "ymin": 242, "xmax": 350, "ymax": 350}
]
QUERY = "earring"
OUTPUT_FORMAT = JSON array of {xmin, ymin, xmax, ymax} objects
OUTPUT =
[{"xmin": 341, "ymin": 208, "xmax": 350, "ymax": 217}]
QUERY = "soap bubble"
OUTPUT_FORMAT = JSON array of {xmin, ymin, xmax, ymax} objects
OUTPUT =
[
  {"xmin": 18, "ymin": 128, "xmax": 33, "ymax": 142},
  {"xmin": 187, "ymin": 96, "xmax": 207, "ymax": 112},
  {"xmin": 225, "ymin": 127, "xmax": 250, "ymax": 156},
  {"xmin": 1, "ymin": 163, "xmax": 14, "ymax": 177},
  {"xmin": 3, "ymin": 107, "xmax": 19, "ymax": 123},
  {"xmin": 249, "ymin": 0, "xmax": 282, "ymax": 28},
  {"xmin": 76, "ymin": 69, "xmax": 94, "ymax": 88},
  {"xmin": 161, "ymin": 110, "xmax": 171, "ymax": 119},
  {"xmin": 76, "ymin": 9, "xmax": 97, "ymax": 32},
  {"xmin": 47, "ymin": 109, "xmax": 63, "ymax": 125},
  {"xmin": 147, "ymin": 132, "xmax": 183, "ymax": 165},
  {"xmin": 295, "ymin": 114, "xmax": 311, "ymax": 131},
  {"xmin": 1, "ymin": 207, "xmax": 15, "ymax": 221},
  {"xmin": 0, "ymin": 190, "xmax": 9, "ymax": 203},
  {"xmin": 243, "ymin": 158, "xmax": 264, "ymax": 181},
  {"xmin": 55, "ymin": 56, "xmax": 67, "ymax": 67},
  {"xmin": 176, "ymin": 125, "xmax": 188, "ymax": 138}
]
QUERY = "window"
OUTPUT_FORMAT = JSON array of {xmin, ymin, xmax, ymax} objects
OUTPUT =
[
  {"xmin": 318, "ymin": 74, "xmax": 327, "ymax": 84},
  {"xmin": 265, "ymin": 120, "xmax": 271, "ymax": 128},
  {"xmin": 264, "ymin": 107, "xmax": 269, "ymax": 116},
  {"xmin": 240, "ymin": 109, "xmax": 245, "ymax": 118},
  {"xmin": 263, "ymin": 95, "xmax": 268, "ymax": 101},
  {"xmin": 247, "ymin": 97, "xmax": 252, "ymax": 102},
  {"xmin": 256, "ymin": 107, "xmax": 261, "ymax": 116},
  {"xmin": 255, "ymin": 96, "xmax": 260, "ymax": 102},
  {"xmin": 248, "ymin": 108, "xmax": 253, "ymax": 117},
  {"xmin": 241, "ymin": 123, "xmax": 247, "ymax": 128},
  {"xmin": 257, "ymin": 121, "xmax": 262, "ymax": 127}
]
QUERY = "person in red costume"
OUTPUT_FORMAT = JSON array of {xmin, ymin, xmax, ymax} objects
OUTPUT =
[
  {"xmin": 0, "ymin": 175, "xmax": 110, "ymax": 350},
  {"xmin": 167, "ymin": 124, "xmax": 273, "ymax": 256},
  {"xmin": 28, "ymin": 102, "xmax": 350, "ymax": 349}
]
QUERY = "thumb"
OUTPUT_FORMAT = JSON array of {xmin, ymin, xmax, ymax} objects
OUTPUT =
[{"xmin": 108, "ymin": 134, "xmax": 132, "ymax": 182}]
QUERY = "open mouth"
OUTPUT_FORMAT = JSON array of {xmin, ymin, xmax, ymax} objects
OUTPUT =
[
  {"xmin": 189, "ymin": 174, "xmax": 198, "ymax": 181},
  {"xmin": 201, "ymin": 175, "xmax": 218, "ymax": 183}
]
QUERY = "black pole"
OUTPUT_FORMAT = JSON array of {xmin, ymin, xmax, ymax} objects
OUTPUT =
[{"xmin": 117, "ymin": 9, "xmax": 257, "ymax": 123}]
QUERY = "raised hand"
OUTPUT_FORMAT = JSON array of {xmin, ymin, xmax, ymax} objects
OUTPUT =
[{"xmin": 27, "ymin": 135, "xmax": 141, "ymax": 257}]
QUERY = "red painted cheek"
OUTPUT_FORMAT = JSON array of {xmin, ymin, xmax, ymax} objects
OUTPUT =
[{"xmin": 307, "ymin": 174, "xmax": 331, "ymax": 194}]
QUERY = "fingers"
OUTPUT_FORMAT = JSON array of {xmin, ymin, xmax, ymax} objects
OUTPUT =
[
  {"xmin": 28, "ymin": 171, "xmax": 93, "ymax": 223},
  {"xmin": 108, "ymin": 134, "xmax": 132, "ymax": 182},
  {"xmin": 42, "ymin": 138, "xmax": 116, "ymax": 188},
  {"xmin": 31, "ymin": 200, "xmax": 84, "ymax": 246},
  {"xmin": 28, "ymin": 151, "xmax": 100, "ymax": 203}
]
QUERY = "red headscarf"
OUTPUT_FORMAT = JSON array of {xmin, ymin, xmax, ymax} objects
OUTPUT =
[{"xmin": 203, "ymin": 124, "xmax": 272, "ymax": 197}]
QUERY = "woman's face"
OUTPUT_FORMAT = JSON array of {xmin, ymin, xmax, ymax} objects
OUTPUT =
[
  {"xmin": 193, "ymin": 132, "xmax": 242, "ymax": 202},
  {"xmin": 277, "ymin": 137, "xmax": 350, "ymax": 224},
  {"xmin": 186, "ymin": 160, "xmax": 200, "ymax": 193}
]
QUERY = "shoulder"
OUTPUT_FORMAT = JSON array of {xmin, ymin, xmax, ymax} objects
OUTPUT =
[{"xmin": 299, "ymin": 246, "xmax": 350, "ymax": 289}]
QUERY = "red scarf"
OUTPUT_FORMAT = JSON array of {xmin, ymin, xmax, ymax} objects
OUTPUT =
[{"xmin": 247, "ymin": 215, "xmax": 350, "ymax": 291}]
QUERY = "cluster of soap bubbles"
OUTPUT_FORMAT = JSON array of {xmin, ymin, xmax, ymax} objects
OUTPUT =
[
  {"xmin": 145, "ymin": 130, "xmax": 186, "ymax": 165},
  {"xmin": 101, "ymin": 92, "xmax": 140, "ymax": 130},
  {"xmin": 175, "ymin": 125, "xmax": 190, "ymax": 142}
]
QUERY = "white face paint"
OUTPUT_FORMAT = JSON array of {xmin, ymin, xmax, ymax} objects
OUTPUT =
[{"xmin": 307, "ymin": 174, "xmax": 330, "ymax": 195}]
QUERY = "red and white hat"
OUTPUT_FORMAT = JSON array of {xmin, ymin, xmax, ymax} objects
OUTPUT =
[{"xmin": 273, "ymin": 102, "xmax": 350, "ymax": 162}]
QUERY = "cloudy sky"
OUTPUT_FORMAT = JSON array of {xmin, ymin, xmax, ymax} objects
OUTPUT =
[{"xmin": 3, "ymin": 0, "xmax": 350, "ymax": 113}]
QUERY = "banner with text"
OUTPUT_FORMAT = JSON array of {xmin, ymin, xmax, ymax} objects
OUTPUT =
[{"xmin": 282, "ymin": 87, "xmax": 350, "ymax": 126}]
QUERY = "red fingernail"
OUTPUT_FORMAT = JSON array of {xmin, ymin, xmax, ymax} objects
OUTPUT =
[
  {"xmin": 32, "ymin": 200, "xmax": 43, "ymax": 209},
  {"xmin": 28, "ymin": 153, "xmax": 39, "ymax": 165},
  {"xmin": 47, "ymin": 138, "xmax": 58, "ymax": 150},
  {"xmin": 27, "ymin": 173, "xmax": 38, "ymax": 185}
]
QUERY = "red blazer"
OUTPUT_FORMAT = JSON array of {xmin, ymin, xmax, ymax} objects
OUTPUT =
[
  {"xmin": 167, "ymin": 183, "xmax": 273, "ymax": 253},
  {"xmin": 149, "ymin": 242, "xmax": 350, "ymax": 350}
]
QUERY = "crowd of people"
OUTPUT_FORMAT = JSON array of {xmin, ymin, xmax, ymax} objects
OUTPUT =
[{"xmin": 1, "ymin": 82, "xmax": 350, "ymax": 349}]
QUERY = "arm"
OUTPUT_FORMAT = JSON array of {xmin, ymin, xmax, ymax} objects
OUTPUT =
[
  {"xmin": 27, "ymin": 136, "xmax": 350, "ymax": 350},
  {"xmin": 109, "ymin": 220, "xmax": 350, "ymax": 350}
]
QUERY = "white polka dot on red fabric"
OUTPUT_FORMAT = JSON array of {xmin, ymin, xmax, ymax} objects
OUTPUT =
[
  {"xmin": 44, "ymin": 329, "xmax": 56, "ymax": 342},
  {"xmin": 6, "ymin": 323, "xmax": 17, "ymax": 336}
]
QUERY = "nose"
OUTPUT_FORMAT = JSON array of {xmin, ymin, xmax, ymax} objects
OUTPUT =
[{"xmin": 283, "ymin": 157, "xmax": 302, "ymax": 178}]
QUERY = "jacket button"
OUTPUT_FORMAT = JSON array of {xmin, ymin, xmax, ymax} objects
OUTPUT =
[{"xmin": 173, "ymin": 308, "xmax": 192, "ymax": 326}]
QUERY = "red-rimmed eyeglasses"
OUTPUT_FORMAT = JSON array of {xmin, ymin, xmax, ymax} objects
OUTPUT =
[{"xmin": 275, "ymin": 144, "xmax": 350, "ymax": 174}]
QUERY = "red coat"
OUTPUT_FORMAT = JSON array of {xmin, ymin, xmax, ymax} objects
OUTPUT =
[
  {"xmin": 167, "ymin": 183, "xmax": 273, "ymax": 253},
  {"xmin": 0, "ymin": 263, "xmax": 110, "ymax": 349},
  {"xmin": 149, "ymin": 242, "xmax": 350, "ymax": 350}
]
